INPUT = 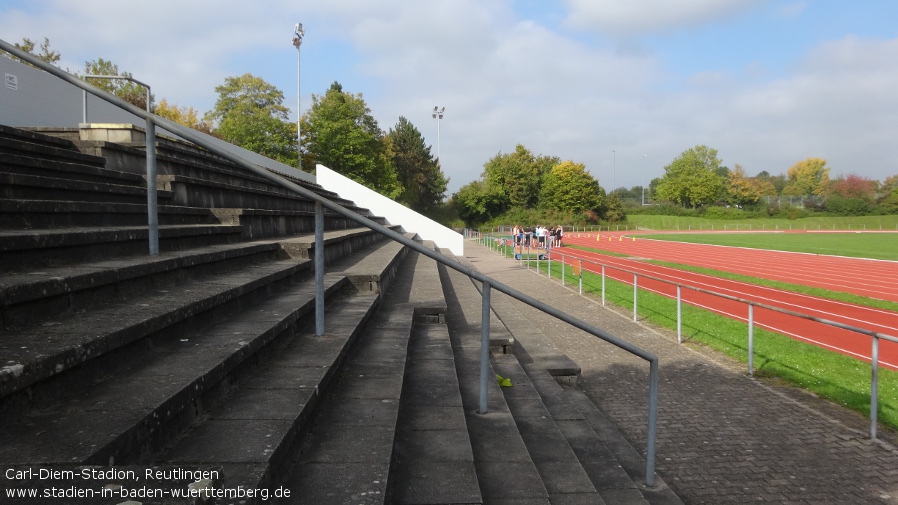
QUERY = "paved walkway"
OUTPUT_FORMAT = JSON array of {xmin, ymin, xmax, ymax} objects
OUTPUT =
[{"xmin": 463, "ymin": 241, "xmax": 898, "ymax": 505}]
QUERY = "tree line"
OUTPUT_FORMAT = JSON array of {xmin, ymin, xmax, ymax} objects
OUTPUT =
[
  {"xmin": 6, "ymin": 38, "xmax": 448, "ymax": 214},
  {"xmin": 641, "ymin": 145, "xmax": 898, "ymax": 217}
]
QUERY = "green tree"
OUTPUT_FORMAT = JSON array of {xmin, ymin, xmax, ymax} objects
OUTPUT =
[
  {"xmin": 388, "ymin": 116, "xmax": 448, "ymax": 212},
  {"xmin": 205, "ymin": 73, "xmax": 297, "ymax": 166},
  {"xmin": 452, "ymin": 180, "xmax": 508, "ymax": 226},
  {"xmin": 482, "ymin": 145, "xmax": 558, "ymax": 209},
  {"xmin": 538, "ymin": 160, "xmax": 603, "ymax": 214},
  {"xmin": 603, "ymin": 193, "xmax": 626, "ymax": 223},
  {"xmin": 154, "ymin": 99, "xmax": 214, "ymax": 134},
  {"xmin": 655, "ymin": 145, "xmax": 725, "ymax": 208},
  {"xmin": 9, "ymin": 36, "xmax": 61, "ymax": 67},
  {"xmin": 83, "ymin": 58, "xmax": 154, "ymax": 110},
  {"xmin": 302, "ymin": 82, "xmax": 399, "ymax": 197},
  {"xmin": 725, "ymin": 164, "xmax": 765, "ymax": 206},
  {"xmin": 782, "ymin": 157, "xmax": 830, "ymax": 197}
]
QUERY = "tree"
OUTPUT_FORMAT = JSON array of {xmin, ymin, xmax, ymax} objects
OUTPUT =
[
  {"xmin": 302, "ymin": 82, "xmax": 399, "ymax": 197},
  {"xmin": 782, "ymin": 157, "xmax": 830, "ymax": 197},
  {"xmin": 538, "ymin": 160, "xmax": 603, "ymax": 214},
  {"xmin": 829, "ymin": 174, "xmax": 876, "ymax": 201},
  {"xmin": 83, "ymin": 58, "xmax": 153, "ymax": 110},
  {"xmin": 482, "ymin": 145, "xmax": 559, "ymax": 209},
  {"xmin": 603, "ymin": 194, "xmax": 626, "ymax": 223},
  {"xmin": 9, "ymin": 36, "xmax": 61, "ymax": 67},
  {"xmin": 878, "ymin": 175, "xmax": 898, "ymax": 213},
  {"xmin": 388, "ymin": 116, "xmax": 448, "ymax": 212},
  {"xmin": 205, "ymin": 73, "xmax": 297, "ymax": 166},
  {"xmin": 452, "ymin": 180, "xmax": 508, "ymax": 227},
  {"xmin": 154, "ymin": 99, "xmax": 214, "ymax": 135},
  {"xmin": 654, "ymin": 145, "xmax": 725, "ymax": 208},
  {"xmin": 725, "ymin": 164, "xmax": 765, "ymax": 206}
]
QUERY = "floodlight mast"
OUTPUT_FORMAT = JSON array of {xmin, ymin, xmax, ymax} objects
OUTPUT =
[
  {"xmin": 293, "ymin": 23, "xmax": 306, "ymax": 170},
  {"xmin": 432, "ymin": 106, "xmax": 445, "ymax": 165}
]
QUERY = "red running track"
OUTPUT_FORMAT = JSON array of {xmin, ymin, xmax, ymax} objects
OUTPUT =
[{"xmin": 554, "ymin": 232, "xmax": 898, "ymax": 371}]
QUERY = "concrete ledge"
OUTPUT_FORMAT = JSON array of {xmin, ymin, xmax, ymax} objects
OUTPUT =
[
  {"xmin": 0, "ymin": 258, "xmax": 311, "ymax": 401},
  {"xmin": 0, "ymin": 224, "xmax": 245, "ymax": 271}
]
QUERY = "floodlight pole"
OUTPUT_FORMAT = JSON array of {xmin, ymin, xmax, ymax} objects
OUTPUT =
[
  {"xmin": 293, "ymin": 22, "xmax": 306, "ymax": 170},
  {"xmin": 612, "ymin": 150, "xmax": 616, "ymax": 195},
  {"xmin": 432, "ymin": 106, "xmax": 445, "ymax": 165}
]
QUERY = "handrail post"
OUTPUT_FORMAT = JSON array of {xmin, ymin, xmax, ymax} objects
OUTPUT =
[
  {"xmin": 578, "ymin": 259, "xmax": 583, "ymax": 295},
  {"xmin": 601, "ymin": 265, "xmax": 606, "ymax": 306},
  {"xmin": 645, "ymin": 358, "xmax": 659, "ymax": 487},
  {"xmin": 871, "ymin": 336, "xmax": 879, "ymax": 439},
  {"xmin": 633, "ymin": 273, "xmax": 638, "ymax": 322},
  {"xmin": 676, "ymin": 285, "xmax": 682, "ymax": 344},
  {"xmin": 479, "ymin": 281, "xmax": 492, "ymax": 414},
  {"xmin": 561, "ymin": 254, "xmax": 565, "ymax": 287},
  {"xmin": 748, "ymin": 303, "xmax": 755, "ymax": 376},
  {"xmin": 145, "ymin": 117, "xmax": 159, "ymax": 256},
  {"xmin": 315, "ymin": 201, "xmax": 325, "ymax": 336}
]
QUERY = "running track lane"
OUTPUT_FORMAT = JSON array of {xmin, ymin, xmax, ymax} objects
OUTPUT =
[
  {"xmin": 563, "ymin": 231, "xmax": 898, "ymax": 303},
  {"xmin": 550, "ymin": 243, "xmax": 898, "ymax": 371}
]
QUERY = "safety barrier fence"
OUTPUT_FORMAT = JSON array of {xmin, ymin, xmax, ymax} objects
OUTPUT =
[{"xmin": 472, "ymin": 231, "xmax": 898, "ymax": 439}]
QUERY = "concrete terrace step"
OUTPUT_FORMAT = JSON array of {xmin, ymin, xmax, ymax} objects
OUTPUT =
[
  {"xmin": 453, "ymin": 253, "xmax": 581, "ymax": 381},
  {"xmin": 0, "ymin": 149, "xmax": 140, "ymax": 186},
  {"xmin": 491, "ymin": 354, "xmax": 603, "ymax": 504},
  {"xmin": 436, "ymin": 247, "xmax": 550, "ymax": 503},
  {"xmin": 0, "ymin": 224, "xmax": 244, "ymax": 271},
  {"xmin": 0, "ymin": 240, "xmax": 290, "ymax": 330},
  {"xmin": 0, "ymin": 170, "xmax": 171, "ymax": 205},
  {"xmin": 277, "ymin": 245, "xmax": 465, "ymax": 504},
  {"xmin": 0, "ymin": 199, "xmax": 221, "ymax": 229},
  {"xmin": 155, "ymin": 243, "xmax": 422, "ymax": 503},
  {"xmin": 0, "ymin": 256, "xmax": 312, "ymax": 401},
  {"xmin": 0, "ymin": 124, "xmax": 108, "ymax": 167},
  {"xmin": 0, "ymin": 269, "xmax": 349, "ymax": 467},
  {"xmin": 0, "ymin": 230, "xmax": 412, "ymax": 475}
]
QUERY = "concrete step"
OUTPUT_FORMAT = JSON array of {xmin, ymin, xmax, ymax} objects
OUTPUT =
[
  {"xmin": 0, "ymin": 255, "xmax": 312, "ymax": 402},
  {"xmin": 159, "ymin": 290, "xmax": 381, "ymax": 499},
  {"xmin": 0, "ymin": 224, "xmax": 245, "ymax": 271},
  {"xmin": 0, "ymin": 124, "xmax": 109, "ymax": 168},
  {"xmin": 0, "ymin": 231, "xmax": 412, "ymax": 463},
  {"xmin": 562, "ymin": 386, "xmax": 683, "ymax": 505},
  {"xmin": 154, "ymin": 241, "xmax": 421, "ymax": 502},
  {"xmin": 0, "ymin": 170, "xmax": 171, "ymax": 205},
  {"xmin": 276, "ymin": 246, "xmax": 471, "ymax": 504},
  {"xmin": 0, "ymin": 199, "xmax": 222, "ymax": 229},
  {"xmin": 0, "ymin": 266, "xmax": 346, "ymax": 465},
  {"xmin": 0, "ymin": 227, "xmax": 399, "ymax": 330},
  {"xmin": 436, "ymin": 247, "xmax": 550, "ymax": 503},
  {"xmin": 0, "ymin": 240, "xmax": 289, "ymax": 330}
]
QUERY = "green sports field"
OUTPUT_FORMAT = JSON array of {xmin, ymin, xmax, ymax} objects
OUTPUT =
[{"xmin": 642, "ymin": 232, "xmax": 898, "ymax": 261}]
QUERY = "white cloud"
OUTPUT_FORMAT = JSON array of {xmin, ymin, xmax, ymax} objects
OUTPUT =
[{"xmin": 561, "ymin": 0, "xmax": 763, "ymax": 36}]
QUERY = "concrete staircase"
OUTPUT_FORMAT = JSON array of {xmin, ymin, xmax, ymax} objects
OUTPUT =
[{"xmin": 0, "ymin": 124, "xmax": 681, "ymax": 504}]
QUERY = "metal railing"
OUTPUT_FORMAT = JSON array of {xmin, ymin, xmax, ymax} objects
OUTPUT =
[
  {"xmin": 478, "ymin": 232, "xmax": 898, "ymax": 439},
  {"xmin": 1, "ymin": 40, "xmax": 660, "ymax": 486}
]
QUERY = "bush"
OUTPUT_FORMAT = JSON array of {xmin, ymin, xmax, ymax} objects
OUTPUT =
[{"xmin": 826, "ymin": 196, "xmax": 872, "ymax": 216}]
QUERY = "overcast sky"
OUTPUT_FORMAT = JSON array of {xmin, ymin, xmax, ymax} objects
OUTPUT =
[{"xmin": 2, "ymin": 0, "xmax": 896, "ymax": 194}]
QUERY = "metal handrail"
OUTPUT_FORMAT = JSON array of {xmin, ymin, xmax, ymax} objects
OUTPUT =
[
  {"xmin": 491, "ymin": 235, "xmax": 897, "ymax": 440},
  {"xmin": 0, "ymin": 40, "xmax": 660, "ymax": 486}
]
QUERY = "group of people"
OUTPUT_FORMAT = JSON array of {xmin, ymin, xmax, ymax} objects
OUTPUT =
[{"xmin": 511, "ymin": 224, "xmax": 564, "ymax": 250}]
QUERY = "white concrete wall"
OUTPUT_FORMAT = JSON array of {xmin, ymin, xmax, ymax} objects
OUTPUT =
[{"xmin": 317, "ymin": 164, "xmax": 464, "ymax": 256}]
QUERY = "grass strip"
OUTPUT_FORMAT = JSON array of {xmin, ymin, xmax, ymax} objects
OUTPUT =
[
  {"xmin": 642, "ymin": 232, "xmax": 898, "ymax": 261},
  {"xmin": 537, "ymin": 258, "xmax": 898, "ymax": 431}
]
